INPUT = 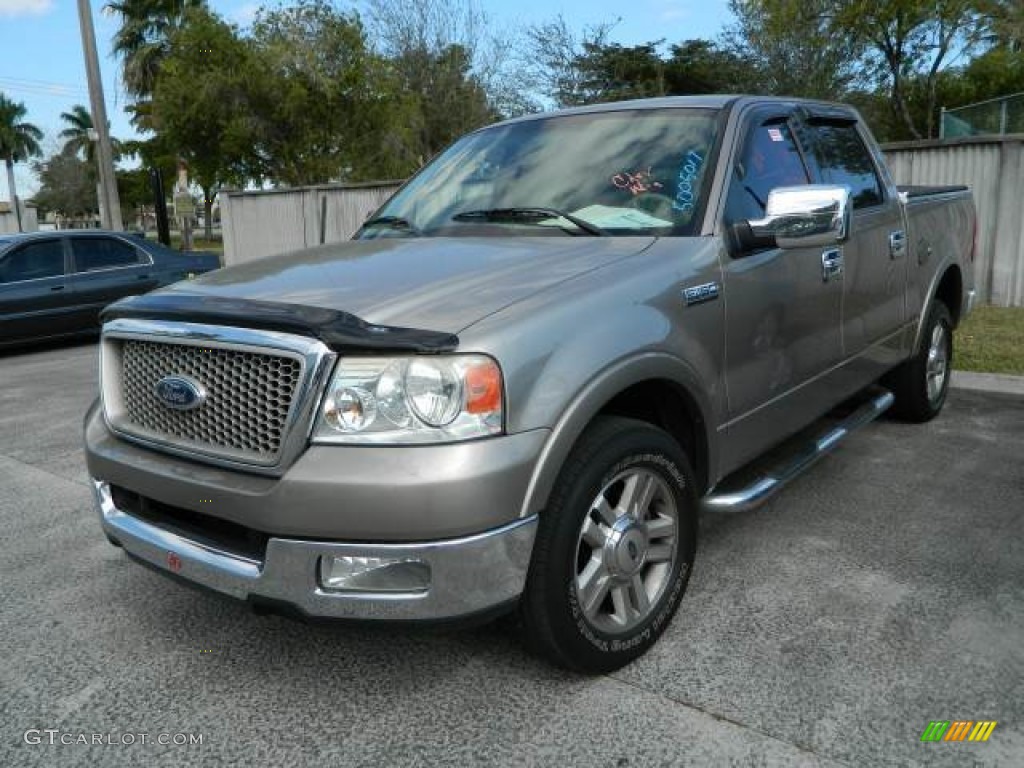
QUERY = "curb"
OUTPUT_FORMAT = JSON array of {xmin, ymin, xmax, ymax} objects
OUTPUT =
[{"xmin": 950, "ymin": 371, "xmax": 1024, "ymax": 397}]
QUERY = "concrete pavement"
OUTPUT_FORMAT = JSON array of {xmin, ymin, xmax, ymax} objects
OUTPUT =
[{"xmin": 1, "ymin": 340, "xmax": 1021, "ymax": 767}]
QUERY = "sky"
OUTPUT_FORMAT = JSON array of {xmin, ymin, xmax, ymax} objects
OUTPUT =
[{"xmin": 0, "ymin": 0, "xmax": 733, "ymax": 196}]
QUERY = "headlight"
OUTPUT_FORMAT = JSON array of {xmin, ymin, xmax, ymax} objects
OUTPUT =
[{"xmin": 313, "ymin": 355, "xmax": 503, "ymax": 444}]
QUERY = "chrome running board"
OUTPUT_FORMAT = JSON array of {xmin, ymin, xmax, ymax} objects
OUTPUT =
[{"xmin": 703, "ymin": 388, "xmax": 895, "ymax": 513}]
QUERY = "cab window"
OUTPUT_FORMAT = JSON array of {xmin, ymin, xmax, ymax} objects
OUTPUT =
[
  {"xmin": 0, "ymin": 240, "xmax": 65, "ymax": 284},
  {"xmin": 805, "ymin": 122, "xmax": 884, "ymax": 209},
  {"xmin": 724, "ymin": 120, "xmax": 810, "ymax": 227}
]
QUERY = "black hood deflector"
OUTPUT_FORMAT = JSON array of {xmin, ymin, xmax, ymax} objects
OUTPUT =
[{"xmin": 101, "ymin": 293, "xmax": 459, "ymax": 354}]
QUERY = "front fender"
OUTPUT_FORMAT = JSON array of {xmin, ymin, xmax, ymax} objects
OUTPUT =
[{"xmin": 517, "ymin": 350, "xmax": 717, "ymax": 519}]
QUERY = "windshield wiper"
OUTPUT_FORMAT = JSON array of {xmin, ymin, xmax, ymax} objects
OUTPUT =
[
  {"xmin": 451, "ymin": 207, "xmax": 607, "ymax": 236},
  {"xmin": 360, "ymin": 215, "xmax": 421, "ymax": 236}
]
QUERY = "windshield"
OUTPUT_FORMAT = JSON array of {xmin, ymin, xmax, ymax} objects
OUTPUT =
[{"xmin": 358, "ymin": 108, "xmax": 720, "ymax": 239}]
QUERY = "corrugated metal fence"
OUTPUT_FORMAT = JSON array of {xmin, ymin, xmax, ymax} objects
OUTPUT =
[
  {"xmin": 220, "ymin": 182, "xmax": 402, "ymax": 266},
  {"xmin": 883, "ymin": 136, "xmax": 1024, "ymax": 307}
]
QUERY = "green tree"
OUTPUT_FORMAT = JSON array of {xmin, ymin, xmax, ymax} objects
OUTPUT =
[
  {"xmin": 107, "ymin": 0, "xmax": 208, "ymax": 101},
  {"xmin": 59, "ymin": 104, "xmax": 123, "ymax": 163},
  {"xmin": 728, "ymin": 0, "xmax": 863, "ymax": 99},
  {"xmin": 663, "ymin": 40, "xmax": 763, "ymax": 95},
  {"xmin": 31, "ymin": 149, "xmax": 97, "ymax": 222},
  {"xmin": 116, "ymin": 166, "xmax": 157, "ymax": 229},
  {"xmin": 738, "ymin": 0, "xmax": 988, "ymax": 139},
  {"xmin": 841, "ymin": 0, "xmax": 986, "ymax": 139},
  {"xmin": 522, "ymin": 14, "xmax": 615, "ymax": 108},
  {"xmin": 962, "ymin": 45, "xmax": 1024, "ymax": 100},
  {"xmin": 386, "ymin": 43, "xmax": 497, "ymax": 165},
  {"xmin": 152, "ymin": 8, "xmax": 259, "ymax": 236},
  {"xmin": 249, "ymin": 0, "xmax": 401, "ymax": 183},
  {"xmin": 979, "ymin": 0, "xmax": 1024, "ymax": 48},
  {"xmin": 367, "ymin": 0, "xmax": 521, "ymax": 165},
  {"xmin": 573, "ymin": 41, "xmax": 668, "ymax": 103},
  {"xmin": 537, "ymin": 37, "xmax": 761, "ymax": 106},
  {"xmin": 0, "ymin": 93, "xmax": 43, "ymax": 232}
]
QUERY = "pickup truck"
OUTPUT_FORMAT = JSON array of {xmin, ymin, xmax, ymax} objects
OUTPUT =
[{"xmin": 84, "ymin": 96, "xmax": 976, "ymax": 673}]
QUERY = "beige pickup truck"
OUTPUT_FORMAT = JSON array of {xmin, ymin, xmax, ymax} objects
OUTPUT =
[{"xmin": 85, "ymin": 96, "xmax": 976, "ymax": 672}]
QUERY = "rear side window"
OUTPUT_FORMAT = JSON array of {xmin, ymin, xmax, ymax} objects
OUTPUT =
[
  {"xmin": 0, "ymin": 240, "xmax": 65, "ymax": 283},
  {"xmin": 72, "ymin": 237, "xmax": 145, "ymax": 272},
  {"xmin": 724, "ymin": 120, "xmax": 810, "ymax": 225},
  {"xmin": 806, "ymin": 123, "xmax": 884, "ymax": 209}
]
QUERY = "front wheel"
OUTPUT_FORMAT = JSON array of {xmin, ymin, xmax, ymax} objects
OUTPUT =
[
  {"xmin": 885, "ymin": 300, "xmax": 953, "ymax": 422},
  {"xmin": 519, "ymin": 417, "xmax": 698, "ymax": 673}
]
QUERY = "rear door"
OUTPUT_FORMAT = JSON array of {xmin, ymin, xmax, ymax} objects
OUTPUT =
[
  {"xmin": 68, "ymin": 235, "xmax": 159, "ymax": 326},
  {"xmin": 718, "ymin": 108, "xmax": 846, "ymax": 468},
  {"xmin": 0, "ymin": 237, "xmax": 75, "ymax": 343},
  {"xmin": 799, "ymin": 115, "xmax": 906, "ymax": 364}
]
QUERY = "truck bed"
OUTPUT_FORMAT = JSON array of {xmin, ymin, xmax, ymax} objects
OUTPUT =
[{"xmin": 898, "ymin": 185, "xmax": 968, "ymax": 199}]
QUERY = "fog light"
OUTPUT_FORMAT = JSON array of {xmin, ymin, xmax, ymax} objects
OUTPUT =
[{"xmin": 319, "ymin": 555, "xmax": 431, "ymax": 593}]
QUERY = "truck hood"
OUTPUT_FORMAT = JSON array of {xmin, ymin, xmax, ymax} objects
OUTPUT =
[{"xmin": 164, "ymin": 236, "xmax": 655, "ymax": 334}]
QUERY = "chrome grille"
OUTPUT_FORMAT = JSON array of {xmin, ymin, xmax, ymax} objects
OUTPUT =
[{"xmin": 119, "ymin": 339, "xmax": 304, "ymax": 462}]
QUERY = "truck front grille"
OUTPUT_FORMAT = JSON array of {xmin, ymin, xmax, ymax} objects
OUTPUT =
[{"xmin": 111, "ymin": 338, "xmax": 305, "ymax": 465}]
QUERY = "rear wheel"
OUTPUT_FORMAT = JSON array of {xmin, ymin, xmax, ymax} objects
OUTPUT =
[
  {"xmin": 886, "ymin": 300, "xmax": 953, "ymax": 422},
  {"xmin": 519, "ymin": 417, "xmax": 698, "ymax": 673}
]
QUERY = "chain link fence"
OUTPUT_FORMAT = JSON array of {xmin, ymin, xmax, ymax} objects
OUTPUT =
[{"xmin": 941, "ymin": 92, "xmax": 1024, "ymax": 137}]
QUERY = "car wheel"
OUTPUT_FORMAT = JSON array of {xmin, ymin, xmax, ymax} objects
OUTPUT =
[
  {"xmin": 886, "ymin": 300, "xmax": 953, "ymax": 423},
  {"xmin": 519, "ymin": 416, "xmax": 698, "ymax": 673}
]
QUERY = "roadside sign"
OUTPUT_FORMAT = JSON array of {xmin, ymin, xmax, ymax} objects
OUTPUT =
[{"xmin": 174, "ymin": 194, "xmax": 196, "ymax": 217}]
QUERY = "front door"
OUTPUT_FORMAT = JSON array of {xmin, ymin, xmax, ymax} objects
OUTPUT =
[{"xmin": 719, "ymin": 112, "xmax": 845, "ymax": 470}]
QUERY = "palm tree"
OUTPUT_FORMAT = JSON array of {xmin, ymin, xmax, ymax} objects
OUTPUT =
[
  {"xmin": 59, "ymin": 104, "xmax": 123, "ymax": 162},
  {"xmin": 0, "ymin": 93, "xmax": 43, "ymax": 232},
  {"xmin": 106, "ymin": 0, "xmax": 207, "ymax": 101},
  {"xmin": 59, "ymin": 104, "xmax": 97, "ymax": 163}
]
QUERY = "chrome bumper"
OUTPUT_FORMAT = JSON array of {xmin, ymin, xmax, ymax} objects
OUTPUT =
[{"xmin": 92, "ymin": 480, "xmax": 537, "ymax": 621}]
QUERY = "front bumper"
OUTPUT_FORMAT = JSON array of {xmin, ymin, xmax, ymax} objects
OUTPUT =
[
  {"xmin": 84, "ymin": 401, "xmax": 548, "ymax": 541},
  {"xmin": 93, "ymin": 480, "xmax": 538, "ymax": 620}
]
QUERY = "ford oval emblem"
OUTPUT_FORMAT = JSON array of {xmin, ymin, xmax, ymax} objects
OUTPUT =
[{"xmin": 154, "ymin": 375, "xmax": 207, "ymax": 411}]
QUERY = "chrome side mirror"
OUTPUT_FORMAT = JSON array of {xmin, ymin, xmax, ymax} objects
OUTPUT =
[{"xmin": 734, "ymin": 185, "xmax": 852, "ymax": 252}]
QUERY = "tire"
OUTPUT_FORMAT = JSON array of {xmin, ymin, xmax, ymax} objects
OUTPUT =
[
  {"xmin": 885, "ymin": 300, "xmax": 953, "ymax": 423},
  {"xmin": 519, "ymin": 416, "xmax": 698, "ymax": 673}
]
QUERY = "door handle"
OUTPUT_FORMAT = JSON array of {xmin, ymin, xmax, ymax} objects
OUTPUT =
[
  {"xmin": 889, "ymin": 230, "xmax": 907, "ymax": 259},
  {"xmin": 821, "ymin": 248, "xmax": 844, "ymax": 282},
  {"xmin": 50, "ymin": 285, "xmax": 65, "ymax": 292},
  {"xmin": 137, "ymin": 274, "xmax": 150, "ymax": 280}
]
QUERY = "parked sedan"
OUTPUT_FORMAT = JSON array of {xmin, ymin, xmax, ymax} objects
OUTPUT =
[{"xmin": 0, "ymin": 230, "xmax": 220, "ymax": 349}]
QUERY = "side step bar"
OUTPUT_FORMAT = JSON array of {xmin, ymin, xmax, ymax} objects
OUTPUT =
[{"xmin": 702, "ymin": 389, "xmax": 895, "ymax": 513}]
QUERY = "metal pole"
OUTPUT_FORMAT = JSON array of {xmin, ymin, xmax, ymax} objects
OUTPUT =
[
  {"xmin": 1000, "ymin": 99, "xmax": 1009, "ymax": 135},
  {"xmin": 76, "ymin": 0, "xmax": 123, "ymax": 231},
  {"xmin": 151, "ymin": 168, "xmax": 171, "ymax": 246}
]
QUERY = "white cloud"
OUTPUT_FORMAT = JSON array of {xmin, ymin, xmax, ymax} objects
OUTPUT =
[
  {"xmin": 0, "ymin": 0, "xmax": 53, "ymax": 18},
  {"xmin": 654, "ymin": 0, "xmax": 690, "ymax": 24}
]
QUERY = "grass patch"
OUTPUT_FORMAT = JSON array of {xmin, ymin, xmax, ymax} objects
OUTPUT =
[
  {"xmin": 955, "ymin": 305, "xmax": 1024, "ymax": 374},
  {"xmin": 169, "ymin": 234, "xmax": 224, "ymax": 256}
]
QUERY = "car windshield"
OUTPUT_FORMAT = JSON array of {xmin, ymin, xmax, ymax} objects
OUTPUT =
[{"xmin": 357, "ymin": 108, "xmax": 720, "ymax": 239}]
